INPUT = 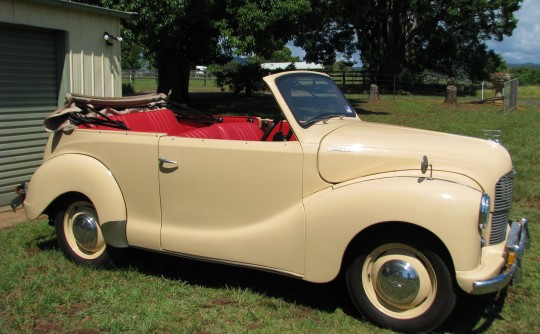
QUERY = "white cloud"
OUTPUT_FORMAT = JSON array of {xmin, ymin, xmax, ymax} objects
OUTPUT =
[{"xmin": 487, "ymin": 0, "xmax": 540, "ymax": 64}]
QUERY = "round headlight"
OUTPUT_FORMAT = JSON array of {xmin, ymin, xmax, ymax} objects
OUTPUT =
[{"xmin": 479, "ymin": 193, "xmax": 491, "ymax": 230}]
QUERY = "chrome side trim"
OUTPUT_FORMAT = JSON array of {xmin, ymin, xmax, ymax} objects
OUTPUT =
[
  {"xmin": 100, "ymin": 220, "xmax": 129, "ymax": 248},
  {"xmin": 472, "ymin": 218, "xmax": 530, "ymax": 294}
]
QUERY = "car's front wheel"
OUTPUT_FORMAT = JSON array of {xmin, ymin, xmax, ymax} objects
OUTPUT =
[
  {"xmin": 55, "ymin": 197, "xmax": 121, "ymax": 267},
  {"xmin": 346, "ymin": 237, "xmax": 456, "ymax": 332}
]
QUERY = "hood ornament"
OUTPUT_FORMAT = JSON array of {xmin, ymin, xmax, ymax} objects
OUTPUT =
[
  {"xmin": 421, "ymin": 155, "xmax": 433, "ymax": 179},
  {"xmin": 482, "ymin": 129, "xmax": 502, "ymax": 143}
]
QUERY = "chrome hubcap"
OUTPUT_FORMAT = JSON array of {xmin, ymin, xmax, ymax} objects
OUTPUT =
[
  {"xmin": 376, "ymin": 260, "xmax": 420, "ymax": 308},
  {"xmin": 365, "ymin": 244, "xmax": 435, "ymax": 316},
  {"xmin": 72, "ymin": 214, "xmax": 98, "ymax": 250}
]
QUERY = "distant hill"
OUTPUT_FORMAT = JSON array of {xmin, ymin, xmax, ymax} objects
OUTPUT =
[
  {"xmin": 507, "ymin": 63, "xmax": 540, "ymax": 69},
  {"xmin": 232, "ymin": 56, "xmax": 248, "ymax": 65}
]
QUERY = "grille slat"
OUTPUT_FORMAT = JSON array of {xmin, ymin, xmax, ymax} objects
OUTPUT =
[{"xmin": 489, "ymin": 171, "xmax": 515, "ymax": 244}]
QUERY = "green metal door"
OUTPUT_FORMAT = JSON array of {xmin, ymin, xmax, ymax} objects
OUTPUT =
[{"xmin": 0, "ymin": 25, "xmax": 59, "ymax": 207}]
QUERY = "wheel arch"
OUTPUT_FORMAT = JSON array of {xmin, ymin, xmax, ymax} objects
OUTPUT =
[
  {"xmin": 24, "ymin": 154, "xmax": 128, "ymax": 247},
  {"xmin": 341, "ymin": 221, "xmax": 455, "ymax": 280}
]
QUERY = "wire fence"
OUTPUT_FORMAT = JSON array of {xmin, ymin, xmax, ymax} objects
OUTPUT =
[
  {"xmin": 122, "ymin": 69, "xmax": 509, "ymax": 102},
  {"xmin": 324, "ymin": 71, "xmax": 484, "ymax": 97},
  {"xmin": 122, "ymin": 69, "xmax": 217, "ymax": 87}
]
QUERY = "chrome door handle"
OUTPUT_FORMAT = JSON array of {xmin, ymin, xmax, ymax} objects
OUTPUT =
[{"xmin": 158, "ymin": 156, "xmax": 178, "ymax": 164}]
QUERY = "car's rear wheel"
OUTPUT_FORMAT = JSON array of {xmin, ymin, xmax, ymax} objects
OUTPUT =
[
  {"xmin": 346, "ymin": 237, "xmax": 456, "ymax": 332},
  {"xmin": 55, "ymin": 197, "xmax": 120, "ymax": 267}
]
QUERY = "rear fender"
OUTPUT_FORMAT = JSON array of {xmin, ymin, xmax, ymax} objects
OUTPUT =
[{"xmin": 24, "ymin": 154, "xmax": 127, "ymax": 247}]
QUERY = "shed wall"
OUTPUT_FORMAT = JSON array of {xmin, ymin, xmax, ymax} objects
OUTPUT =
[
  {"xmin": 0, "ymin": 0, "xmax": 124, "ymax": 207},
  {"xmin": 1, "ymin": 0, "xmax": 123, "ymax": 101}
]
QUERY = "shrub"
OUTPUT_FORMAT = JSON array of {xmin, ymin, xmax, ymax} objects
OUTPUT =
[
  {"xmin": 122, "ymin": 82, "xmax": 135, "ymax": 95},
  {"xmin": 215, "ymin": 62, "xmax": 264, "ymax": 96}
]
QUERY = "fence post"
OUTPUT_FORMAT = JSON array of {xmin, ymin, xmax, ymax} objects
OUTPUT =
[{"xmin": 369, "ymin": 84, "xmax": 380, "ymax": 101}]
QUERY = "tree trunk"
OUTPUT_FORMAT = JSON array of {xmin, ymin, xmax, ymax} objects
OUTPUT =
[
  {"xmin": 444, "ymin": 85, "xmax": 458, "ymax": 106},
  {"xmin": 156, "ymin": 51, "xmax": 191, "ymax": 103}
]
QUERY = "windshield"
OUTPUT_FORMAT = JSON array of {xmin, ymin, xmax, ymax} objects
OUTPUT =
[{"xmin": 275, "ymin": 73, "xmax": 356, "ymax": 128}]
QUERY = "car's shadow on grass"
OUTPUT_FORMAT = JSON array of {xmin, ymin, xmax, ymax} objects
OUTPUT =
[
  {"xmin": 438, "ymin": 290, "xmax": 508, "ymax": 333},
  {"xmin": 121, "ymin": 248, "xmax": 357, "ymax": 316},
  {"xmin": 355, "ymin": 108, "xmax": 390, "ymax": 116},
  {"xmin": 121, "ymin": 248, "xmax": 507, "ymax": 333},
  {"xmin": 34, "ymin": 237, "xmax": 508, "ymax": 333},
  {"xmin": 346, "ymin": 97, "xmax": 390, "ymax": 116}
]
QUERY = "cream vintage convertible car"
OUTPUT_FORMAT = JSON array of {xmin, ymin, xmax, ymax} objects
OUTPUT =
[{"xmin": 24, "ymin": 71, "xmax": 529, "ymax": 332}]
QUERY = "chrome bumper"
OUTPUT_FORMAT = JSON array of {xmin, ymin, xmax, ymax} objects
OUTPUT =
[{"xmin": 472, "ymin": 218, "xmax": 530, "ymax": 294}]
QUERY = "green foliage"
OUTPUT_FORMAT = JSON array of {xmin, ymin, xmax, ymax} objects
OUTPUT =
[
  {"xmin": 249, "ymin": 47, "xmax": 301, "ymax": 64},
  {"xmin": 94, "ymin": 0, "xmax": 310, "ymax": 102},
  {"xmin": 268, "ymin": 47, "xmax": 302, "ymax": 62},
  {"xmin": 215, "ymin": 62, "xmax": 264, "ymax": 96},
  {"xmin": 332, "ymin": 60, "xmax": 355, "ymax": 72},
  {"xmin": 103, "ymin": 0, "xmax": 225, "ymax": 102},
  {"xmin": 295, "ymin": 0, "xmax": 523, "ymax": 79},
  {"xmin": 217, "ymin": 0, "xmax": 311, "ymax": 57},
  {"xmin": 207, "ymin": 64, "xmax": 224, "ymax": 75},
  {"xmin": 122, "ymin": 82, "xmax": 135, "ymax": 95},
  {"xmin": 121, "ymin": 46, "xmax": 142, "ymax": 70},
  {"xmin": 510, "ymin": 67, "xmax": 540, "ymax": 85}
]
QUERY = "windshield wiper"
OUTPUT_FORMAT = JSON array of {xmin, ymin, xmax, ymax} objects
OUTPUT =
[{"xmin": 301, "ymin": 114, "xmax": 345, "ymax": 128}]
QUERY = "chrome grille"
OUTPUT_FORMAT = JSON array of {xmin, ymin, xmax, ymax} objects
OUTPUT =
[{"xmin": 489, "ymin": 171, "xmax": 515, "ymax": 244}]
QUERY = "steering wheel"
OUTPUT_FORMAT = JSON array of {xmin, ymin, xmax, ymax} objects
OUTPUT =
[{"xmin": 261, "ymin": 118, "xmax": 280, "ymax": 141}]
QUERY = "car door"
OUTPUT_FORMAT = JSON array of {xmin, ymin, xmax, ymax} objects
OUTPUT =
[{"xmin": 158, "ymin": 137, "xmax": 305, "ymax": 275}]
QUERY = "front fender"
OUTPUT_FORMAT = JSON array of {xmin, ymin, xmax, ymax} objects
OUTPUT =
[
  {"xmin": 24, "ymin": 154, "xmax": 127, "ymax": 245},
  {"xmin": 303, "ymin": 176, "xmax": 483, "ymax": 283}
]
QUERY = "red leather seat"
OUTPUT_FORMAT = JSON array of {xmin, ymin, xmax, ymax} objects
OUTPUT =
[
  {"xmin": 78, "ymin": 109, "xmax": 263, "ymax": 140},
  {"xmin": 79, "ymin": 109, "xmax": 196, "ymax": 135},
  {"xmin": 179, "ymin": 122, "xmax": 262, "ymax": 141}
]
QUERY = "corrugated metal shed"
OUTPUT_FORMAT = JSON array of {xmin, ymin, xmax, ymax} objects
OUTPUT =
[
  {"xmin": 0, "ymin": 0, "xmax": 135, "ymax": 207},
  {"xmin": 0, "ymin": 26, "xmax": 58, "ymax": 206}
]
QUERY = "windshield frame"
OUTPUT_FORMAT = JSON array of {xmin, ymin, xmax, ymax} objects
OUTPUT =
[{"xmin": 274, "ymin": 73, "xmax": 357, "ymax": 128}]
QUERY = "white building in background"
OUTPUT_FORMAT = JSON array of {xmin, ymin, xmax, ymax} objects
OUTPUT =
[
  {"xmin": 195, "ymin": 66, "xmax": 207, "ymax": 74},
  {"xmin": 261, "ymin": 62, "xmax": 324, "ymax": 71}
]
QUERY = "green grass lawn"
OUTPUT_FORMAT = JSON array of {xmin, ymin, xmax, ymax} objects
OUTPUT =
[{"xmin": 1, "ymin": 93, "xmax": 539, "ymax": 333}]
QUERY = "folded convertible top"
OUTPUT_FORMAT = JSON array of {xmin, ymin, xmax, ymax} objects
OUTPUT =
[{"xmin": 44, "ymin": 93, "xmax": 214, "ymax": 132}]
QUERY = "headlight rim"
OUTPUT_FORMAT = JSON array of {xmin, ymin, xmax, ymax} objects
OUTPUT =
[{"xmin": 479, "ymin": 193, "xmax": 491, "ymax": 231}]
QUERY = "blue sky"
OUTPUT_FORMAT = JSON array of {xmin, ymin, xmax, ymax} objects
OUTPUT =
[
  {"xmin": 289, "ymin": 0, "xmax": 539, "ymax": 66},
  {"xmin": 487, "ymin": 0, "xmax": 540, "ymax": 64}
]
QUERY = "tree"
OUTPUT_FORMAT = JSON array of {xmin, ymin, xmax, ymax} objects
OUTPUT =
[
  {"xmin": 215, "ymin": 61, "xmax": 265, "ymax": 96},
  {"xmin": 510, "ymin": 67, "xmax": 540, "ymax": 85},
  {"xmin": 294, "ymin": 0, "xmax": 522, "ymax": 80},
  {"xmin": 268, "ymin": 47, "xmax": 302, "ymax": 63},
  {"xmin": 119, "ymin": 29, "xmax": 144, "ymax": 70},
  {"xmin": 332, "ymin": 60, "xmax": 355, "ymax": 72},
  {"xmin": 101, "ymin": 0, "xmax": 224, "ymax": 102},
  {"xmin": 217, "ymin": 1, "xmax": 311, "ymax": 58},
  {"xmin": 95, "ymin": 0, "xmax": 309, "ymax": 102}
]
